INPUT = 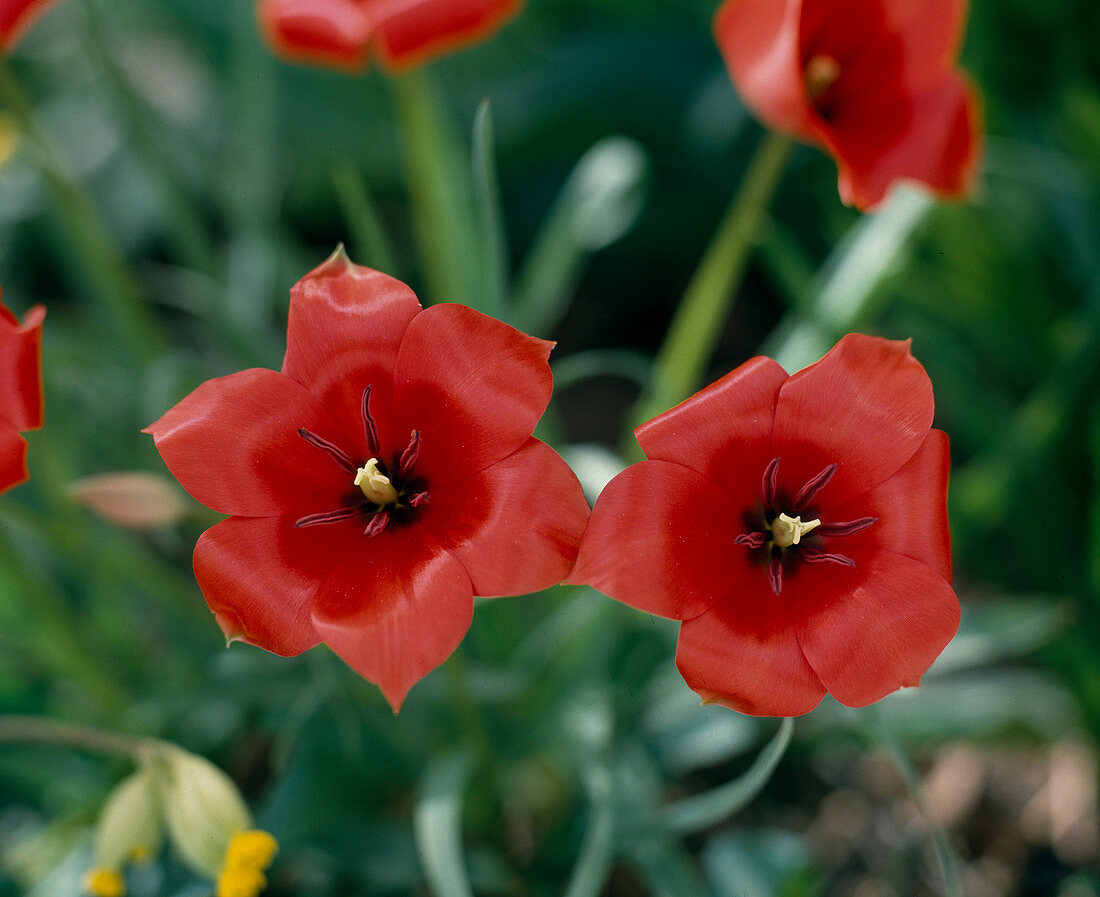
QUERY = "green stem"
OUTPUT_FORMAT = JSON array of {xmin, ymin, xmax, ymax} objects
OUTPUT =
[
  {"xmin": 0, "ymin": 60, "xmax": 166, "ymax": 365},
  {"xmin": 390, "ymin": 70, "xmax": 479, "ymax": 308},
  {"xmin": 0, "ymin": 715, "xmax": 156, "ymax": 759},
  {"xmin": 330, "ymin": 159, "xmax": 400, "ymax": 277},
  {"xmin": 634, "ymin": 131, "xmax": 791, "ymax": 430}
]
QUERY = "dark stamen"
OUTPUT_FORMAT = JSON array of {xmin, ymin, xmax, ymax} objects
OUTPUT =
[
  {"xmin": 407, "ymin": 491, "xmax": 430, "ymax": 508},
  {"xmin": 767, "ymin": 558, "xmax": 783, "ymax": 596},
  {"xmin": 298, "ymin": 428, "xmax": 356, "ymax": 474},
  {"xmin": 364, "ymin": 510, "xmax": 390, "ymax": 538},
  {"xmin": 294, "ymin": 508, "xmax": 356, "ymax": 528},
  {"xmin": 399, "ymin": 430, "xmax": 421, "ymax": 477},
  {"xmin": 361, "ymin": 386, "xmax": 380, "ymax": 457},
  {"xmin": 801, "ymin": 548, "xmax": 856, "ymax": 567},
  {"xmin": 735, "ymin": 531, "xmax": 766, "ymax": 549},
  {"xmin": 793, "ymin": 463, "xmax": 837, "ymax": 510},
  {"xmin": 817, "ymin": 516, "xmax": 877, "ymax": 537},
  {"xmin": 761, "ymin": 457, "xmax": 780, "ymax": 509}
]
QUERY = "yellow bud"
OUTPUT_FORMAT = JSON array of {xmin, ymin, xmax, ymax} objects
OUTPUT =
[
  {"xmin": 216, "ymin": 865, "xmax": 268, "ymax": 897},
  {"xmin": 84, "ymin": 868, "xmax": 125, "ymax": 897},
  {"xmin": 93, "ymin": 768, "xmax": 162, "ymax": 871},
  {"xmin": 223, "ymin": 830, "xmax": 278, "ymax": 872},
  {"xmin": 158, "ymin": 747, "xmax": 252, "ymax": 878}
]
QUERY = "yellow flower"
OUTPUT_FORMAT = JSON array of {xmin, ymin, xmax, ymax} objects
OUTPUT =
[
  {"xmin": 216, "ymin": 865, "xmax": 267, "ymax": 897},
  {"xmin": 223, "ymin": 830, "xmax": 278, "ymax": 872},
  {"xmin": 83, "ymin": 868, "xmax": 125, "ymax": 897}
]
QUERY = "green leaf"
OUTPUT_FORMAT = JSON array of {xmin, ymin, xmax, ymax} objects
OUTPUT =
[
  {"xmin": 413, "ymin": 752, "xmax": 475, "ymax": 897},
  {"xmin": 330, "ymin": 159, "xmax": 399, "ymax": 277},
  {"xmin": 471, "ymin": 100, "xmax": 509, "ymax": 319},
  {"xmin": 658, "ymin": 717, "xmax": 793, "ymax": 835},
  {"xmin": 513, "ymin": 137, "xmax": 647, "ymax": 334}
]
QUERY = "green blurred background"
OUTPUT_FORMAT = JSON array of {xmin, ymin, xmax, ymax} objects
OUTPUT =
[{"xmin": 0, "ymin": 0, "xmax": 1098, "ymax": 895}]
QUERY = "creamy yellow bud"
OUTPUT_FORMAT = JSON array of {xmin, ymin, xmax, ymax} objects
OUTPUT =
[
  {"xmin": 771, "ymin": 512, "xmax": 821, "ymax": 548},
  {"xmin": 354, "ymin": 458, "xmax": 399, "ymax": 505},
  {"xmin": 216, "ymin": 866, "xmax": 268, "ymax": 897},
  {"xmin": 159, "ymin": 747, "xmax": 253, "ymax": 879},
  {"xmin": 84, "ymin": 868, "xmax": 125, "ymax": 897},
  {"xmin": 93, "ymin": 768, "xmax": 162, "ymax": 872},
  {"xmin": 223, "ymin": 830, "xmax": 278, "ymax": 872}
]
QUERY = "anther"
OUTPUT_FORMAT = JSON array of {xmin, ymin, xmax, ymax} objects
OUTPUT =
[
  {"xmin": 407, "ymin": 491, "xmax": 430, "ymax": 508},
  {"xmin": 792, "ymin": 463, "xmax": 837, "ymax": 510},
  {"xmin": 801, "ymin": 547, "xmax": 856, "ymax": 567},
  {"xmin": 805, "ymin": 54, "xmax": 841, "ymax": 101},
  {"xmin": 761, "ymin": 457, "xmax": 780, "ymax": 509},
  {"xmin": 297, "ymin": 428, "xmax": 356, "ymax": 474},
  {"xmin": 293, "ymin": 508, "xmax": 356, "ymax": 528},
  {"xmin": 817, "ymin": 516, "xmax": 877, "ymax": 537},
  {"xmin": 361, "ymin": 386, "xmax": 380, "ymax": 457},
  {"xmin": 399, "ymin": 430, "xmax": 421, "ymax": 477},
  {"xmin": 363, "ymin": 510, "xmax": 390, "ymax": 538},
  {"xmin": 767, "ymin": 558, "xmax": 784, "ymax": 596},
  {"xmin": 735, "ymin": 531, "xmax": 766, "ymax": 549}
]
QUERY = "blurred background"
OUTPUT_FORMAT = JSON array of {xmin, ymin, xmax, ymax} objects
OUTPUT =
[{"xmin": 0, "ymin": 0, "xmax": 1098, "ymax": 895}]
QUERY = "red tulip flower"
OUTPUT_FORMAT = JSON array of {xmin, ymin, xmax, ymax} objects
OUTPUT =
[
  {"xmin": 257, "ymin": 0, "xmax": 522, "ymax": 72},
  {"xmin": 570, "ymin": 334, "xmax": 959, "ymax": 717},
  {"xmin": 0, "ymin": 0, "xmax": 63, "ymax": 50},
  {"xmin": 147, "ymin": 249, "xmax": 589, "ymax": 710},
  {"xmin": 0, "ymin": 294, "xmax": 44, "ymax": 495},
  {"xmin": 714, "ymin": 0, "xmax": 981, "ymax": 210}
]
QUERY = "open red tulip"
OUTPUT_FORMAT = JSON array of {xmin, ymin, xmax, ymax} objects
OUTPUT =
[
  {"xmin": 714, "ymin": 0, "xmax": 981, "ymax": 210},
  {"xmin": 569, "ymin": 334, "xmax": 959, "ymax": 717},
  {"xmin": 257, "ymin": 0, "xmax": 522, "ymax": 72},
  {"xmin": 0, "ymin": 0, "xmax": 63, "ymax": 50},
  {"xmin": 0, "ymin": 293, "xmax": 44, "ymax": 495},
  {"xmin": 147, "ymin": 248, "xmax": 589, "ymax": 711}
]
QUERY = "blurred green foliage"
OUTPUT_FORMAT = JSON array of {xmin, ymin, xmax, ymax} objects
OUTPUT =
[{"xmin": 0, "ymin": 0, "xmax": 1098, "ymax": 895}]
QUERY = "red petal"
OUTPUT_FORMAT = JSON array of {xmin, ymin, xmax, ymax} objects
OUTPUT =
[
  {"xmin": 193, "ymin": 515, "xmax": 361, "ymax": 656},
  {"xmin": 676, "ymin": 582, "xmax": 826, "ymax": 717},
  {"xmin": 635, "ymin": 355, "xmax": 787, "ymax": 495},
  {"xmin": 146, "ymin": 368, "xmax": 350, "ymax": 517},
  {"xmin": 391, "ymin": 304, "xmax": 553, "ymax": 487},
  {"xmin": 567, "ymin": 460, "xmax": 747, "ymax": 622},
  {"xmin": 311, "ymin": 526, "xmax": 474, "ymax": 712},
  {"xmin": 713, "ymin": 0, "xmax": 818, "ymax": 141},
  {"xmin": 828, "ymin": 71, "xmax": 981, "ymax": 210},
  {"xmin": 281, "ymin": 248, "xmax": 423, "ymax": 458},
  {"xmin": 771, "ymin": 334, "xmax": 934, "ymax": 507},
  {"xmin": 787, "ymin": 546, "xmax": 960, "ymax": 707},
  {"xmin": 884, "ymin": 0, "xmax": 969, "ymax": 88},
  {"xmin": 0, "ymin": 422, "xmax": 28, "ymax": 495},
  {"xmin": 0, "ymin": 0, "xmax": 63, "ymax": 50},
  {"xmin": 421, "ymin": 437, "xmax": 589, "ymax": 597},
  {"xmin": 0, "ymin": 302, "xmax": 44, "ymax": 432},
  {"xmin": 825, "ymin": 428, "xmax": 951, "ymax": 582},
  {"xmin": 373, "ymin": 0, "xmax": 522, "ymax": 71},
  {"xmin": 256, "ymin": 0, "xmax": 372, "ymax": 71}
]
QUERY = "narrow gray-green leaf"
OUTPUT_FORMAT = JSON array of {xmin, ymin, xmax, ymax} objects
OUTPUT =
[
  {"xmin": 471, "ymin": 99, "xmax": 508, "ymax": 319},
  {"xmin": 659, "ymin": 716, "xmax": 793, "ymax": 834},
  {"xmin": 562, "ymin": 763, "xmax": 616, "ymax": 897},
  {"xmin": 413, "ymin": 752, "xmax": 475, "ymax": 897}
]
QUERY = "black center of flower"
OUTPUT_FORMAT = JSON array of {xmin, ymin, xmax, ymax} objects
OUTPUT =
[
  {"xmin": 734, "ymin": 457, "xmax": 876, "ymax": 596},
  {"xmin": 292, "ymin": 385, "xmax": 430, "ymax": 538}
]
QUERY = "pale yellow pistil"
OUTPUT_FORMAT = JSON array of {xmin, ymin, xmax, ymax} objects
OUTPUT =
[
  {"xmin": 354, "ymin": 458, "xmax": 399, "ymax": 506},
  {"xmin": 771, "ymin": 512, "xmax": 821, "ymax": 549},
  {"xmin": 805, "ymin": 54, "xmax": 841, "ymax": 101}
]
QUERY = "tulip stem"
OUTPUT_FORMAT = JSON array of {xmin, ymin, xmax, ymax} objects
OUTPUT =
[
  {"xmin": 0, "ymin": 715, "xmax": 158, "ymax": 759},
  {"xmin": 391, "ymin": 71, "xmax": 480, "ymax": 308},
  {"xmin": 634, "ymin": 130, "xmax": 791, "ymax": 430}
]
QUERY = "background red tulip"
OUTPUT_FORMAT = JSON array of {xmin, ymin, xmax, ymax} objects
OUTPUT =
[
  {"xmin": 0, "ymin": 295, "xmax": 44, "ymax": 495},
  {"xmin": 146, "ymin": 249, "xmax": 589, "ymax": 711},
  {"xmin": 257, "ymin": 0, "xmax": 522, "ymax": 71},
  {"xmin": 714, "ymin": 0, "xmax": 981, "ymax": 209},
  {"xmin": 0, "ymin": 0, "xmax": 63, "ymax": 50},
  {"xmin": 570, "ymin": 334, "xmax": 959, "ymax": 717}
]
